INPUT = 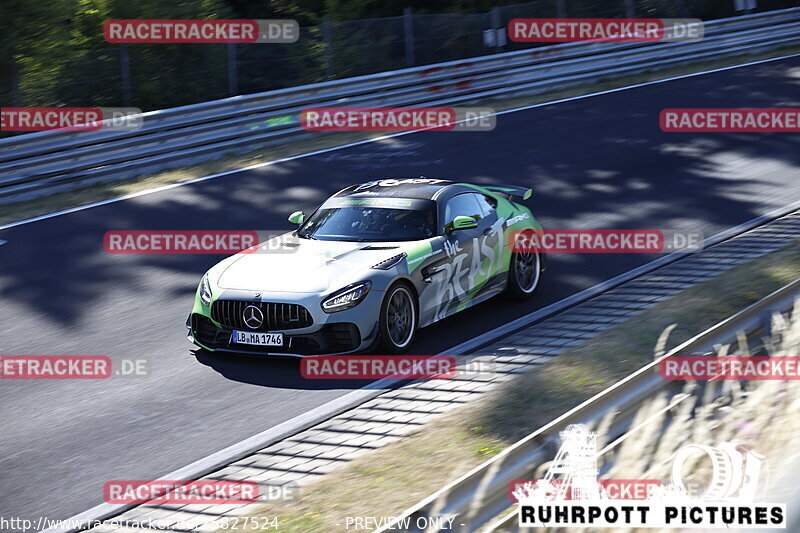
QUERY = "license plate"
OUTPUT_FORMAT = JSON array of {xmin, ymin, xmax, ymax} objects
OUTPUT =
[{"xmin": 231, "ymin": 330, "xmax": 284, "ymax": 346}]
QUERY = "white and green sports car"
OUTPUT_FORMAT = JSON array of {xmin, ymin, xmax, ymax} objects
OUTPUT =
[{"xmin": 187, "ymin": 178, "xmax": 545, "ymax": 355}]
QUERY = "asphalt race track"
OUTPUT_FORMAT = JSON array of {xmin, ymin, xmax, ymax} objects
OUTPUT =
[{"xmin": 2, "ymin": 56, "xmax": 800, "ymax": 521}]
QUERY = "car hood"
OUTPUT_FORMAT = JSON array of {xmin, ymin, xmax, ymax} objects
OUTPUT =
[{"xmin": 216, "ymin": 234, "xmax": 413, "ymax": 293}]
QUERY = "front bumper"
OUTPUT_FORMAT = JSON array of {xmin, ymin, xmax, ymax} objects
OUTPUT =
[
  {"xmin": 187, "ymin": 287, "xmax": 383, "ymax": 356},
  {"xmin": 188, "ymin": 314, "xmax": 369, "ymax": 356}
]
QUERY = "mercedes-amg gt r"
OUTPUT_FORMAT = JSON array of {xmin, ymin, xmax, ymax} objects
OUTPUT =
[{"xmin": 187, "ymin": 178, "xmax": 545, "ymax": 355}]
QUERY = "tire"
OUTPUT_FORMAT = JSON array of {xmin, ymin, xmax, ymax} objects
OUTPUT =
[
  {"xmin": 506, "ymin": 248, "xmax": 542, "ymax": 299},
  {"xmin": 377, "ymin": 282, "xmax": 418, "ymax": 354}
]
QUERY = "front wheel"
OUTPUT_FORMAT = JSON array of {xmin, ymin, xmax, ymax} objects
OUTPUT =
[
  {"xmin": 506, "ymin": 249, "xmax": 542, "ymax": 299},
  {"xmin": 377, "ymin": 283, "xmax": 418, "ymax": 354}
]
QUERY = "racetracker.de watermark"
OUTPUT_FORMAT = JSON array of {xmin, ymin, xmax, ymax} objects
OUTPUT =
[
  {"xmin": 660, "ymin": 356, "xmax": 800, "ymax": 380},
  {"xmin": 509, "ymin": 480, "xmax": 663, "ymax": 503},
  {"xmin": 300, "ymin": 107, "xmax": 496, "ymax": 132},
  {"xmin": 300, "ymin": 355, "xmax": 480, "ymax": 380},
  {"xmin": 103, "ymin": 230, "xmax": 308, "ymax": 254},
  {"xmin": 508, "ymin": 18, "xmax": 703, "ymax": 42},
  {"xmin": 104, "ymin": 19, "xmax": 299, "ymax": 43},
  {"xmin": 102, "ymin": 230, "xmax": 307, "ymax": 254},
  {"xmin": 0, "ymin": 356, "xmax": 148, "ymax": 379},
  {"xmin": 510, "ymin": 229, "xmax": 703, "ymax": 254},
  {"xmin": 660, "ymin": 108, "xmax": 800, "ymax": 132},
  {"xmin": 104, "ymin": 480, "xmax": 259, "ymax": 504},
  {"xmin": 1, "ymin": 107, "xmax": 142, "ymax": 132}
]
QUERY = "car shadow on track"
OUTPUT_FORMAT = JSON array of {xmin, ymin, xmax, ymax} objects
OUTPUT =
[{"xmin": 192, "ymin": 348, "xmax": 402, "ymax": 390}]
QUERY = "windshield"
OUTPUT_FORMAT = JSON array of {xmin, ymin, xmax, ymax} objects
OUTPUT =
[{"xmin": 297, "ymin": 199, "xmax": 437, "ymax": 242}]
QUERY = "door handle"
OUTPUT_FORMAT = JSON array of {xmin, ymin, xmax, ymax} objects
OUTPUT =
[{"xmin": 421, "ymin": 264, "xmax": 445, "ymax": 284}]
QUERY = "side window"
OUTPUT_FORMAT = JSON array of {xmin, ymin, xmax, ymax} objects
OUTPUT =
[
  {"xmin": 444, "ymin": 194, "xmax": 482, "ymax": 231},
  {"xmin": 475, "ymin": 194, "xmax": 497, "ymax": 217}
]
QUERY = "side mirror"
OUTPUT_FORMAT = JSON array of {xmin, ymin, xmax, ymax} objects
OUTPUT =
[
  {"xmin": 288, "ymin": 211, "xmax": 305, "ymax": 225},
  {"xmin": 452, "ymin": 215, "xmax": 478, "ymax": 230}
]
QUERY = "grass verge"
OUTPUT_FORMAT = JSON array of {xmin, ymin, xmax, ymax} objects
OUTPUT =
[
  {"xmin": 230, "ymin": 238, "xmax": 800, "ymax": 532},
  {"xmin": 3, "ymin": 44, "xmax": 799, "ymax": 227}
]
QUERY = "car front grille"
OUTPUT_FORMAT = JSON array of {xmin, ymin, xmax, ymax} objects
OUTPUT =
[
  {"xmin": 191, "ymin": 313, "xmax": 360, "ymax": 355},
  {"xmin": 211, "ymin": 300, "xmax": 313, "ymax": 331}
]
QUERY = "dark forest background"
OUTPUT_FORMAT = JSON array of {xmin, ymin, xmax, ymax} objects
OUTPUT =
[{"xmin": 1, "ymin": 0, "xmax": 797, "ymax": 110}]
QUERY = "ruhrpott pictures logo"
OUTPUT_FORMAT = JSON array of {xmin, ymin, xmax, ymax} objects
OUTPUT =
[{"xmin": 515, "ymin": 424, "xmax": 785, "ymax": 529}]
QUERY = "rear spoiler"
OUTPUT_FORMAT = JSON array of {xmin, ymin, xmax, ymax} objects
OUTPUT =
[{"xmin": 482, "ymin": 184, "xmax": 533, "ymax": 201}]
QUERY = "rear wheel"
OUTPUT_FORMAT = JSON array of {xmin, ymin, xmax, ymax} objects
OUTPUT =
[
  {"xmin": 506, "ymin": 248, "xmax": 542, "ymax": 299},
  {"xmin": 377, "ymin": 283, "xmax": 418, "ymax": 354}
]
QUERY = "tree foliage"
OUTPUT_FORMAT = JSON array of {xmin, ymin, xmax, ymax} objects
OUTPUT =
[{"xmin": 1, "ymin": 0, "xmax": 797, "ymax": 111}]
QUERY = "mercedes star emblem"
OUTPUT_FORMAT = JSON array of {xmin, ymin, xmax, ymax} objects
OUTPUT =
[{"xmin": 243, "ymin": 305, "xmax": 264, "ymax": 329}]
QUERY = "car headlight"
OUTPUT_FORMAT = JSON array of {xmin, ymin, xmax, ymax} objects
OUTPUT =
[
  {"xmin": 200, "ymin": 274, "xmax": 213, "ymax": 306},
  {"xmin": 322, "ymin": 281, "xmax": 372, "ymax": 313}
]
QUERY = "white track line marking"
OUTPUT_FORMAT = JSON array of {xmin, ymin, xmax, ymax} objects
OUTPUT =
[{"xmin": 3, "ymin": 51, "xmax": 800, "ymax": 233}]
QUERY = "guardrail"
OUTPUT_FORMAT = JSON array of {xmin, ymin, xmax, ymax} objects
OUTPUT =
[
  {"xmin": 376, "ymin": 278, "xmax": 800, "ymax": 533},
  {"xmin": 1, "ymin": 8, "xmax": 799, "ymax": 204}
]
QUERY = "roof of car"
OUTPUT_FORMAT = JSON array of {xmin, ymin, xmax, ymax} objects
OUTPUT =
[{"xmin": 335, "ymin": 178, "xmax": 465, "ymax": 200}]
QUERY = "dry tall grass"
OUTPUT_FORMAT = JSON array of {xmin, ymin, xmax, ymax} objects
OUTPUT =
[{"xmin": 519, "ymin": 300, "xmax": 800, "ymax": 533}]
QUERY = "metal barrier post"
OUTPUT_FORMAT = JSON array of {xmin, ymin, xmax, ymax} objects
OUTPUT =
[
  {"xmin": 324, "ymin": 16, "xmax": 335, "ymax": 77},
  {"xmin": 120, "ymin": 44, "xmax": 132, "ymax": 107},
  {"xmin": 624, "ymin": 0, "xmax": 636, "ymax": 18},
  {"xmin": 404, "ymin": 7, "xmax": 416, "ymax": 67},
  {"xmin": 227, "ymin": 43, "xmax": 238, "ymax": 96},
  {"xmin": 491, "ymin": 7, "xmax": 502, "ymax": 53},
  {"xmin": 11, "ymin": 58, "xmax": 21, "ymax": 107},
  {"xmin": 556, "ymin": 0, "xmax": 567, "ymax": 18}
]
